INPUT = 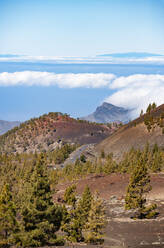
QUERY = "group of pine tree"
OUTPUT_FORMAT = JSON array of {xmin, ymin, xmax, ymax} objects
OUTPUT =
[
  {"xmin": 141, "ymin": 102, "xmax": 164, "ymax": 134},
  {"xmin": 125, "ymin": 155, "xmax": 158, "ymax": 219},
  {"xmin": 62, "ymin": 184, "xmax": 106, "ymax": 244},
  {"xmin": 0, "ymin": 142, "xmax": 162, "ymax": 246},
  {"xmin": 0, "ymin": 153, "xmax": 106, "ymax": 247},
  {"xmin": 0, "ymin": 102, "xmax": 163, "ymax": 247}
]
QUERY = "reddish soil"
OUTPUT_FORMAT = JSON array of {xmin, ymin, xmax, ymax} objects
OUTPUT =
[
  {"xmin": 0, "ymin": 113, "xmax": 117, "ymax": 153},
  {"xmin": 55, "ymin": 173, "xmax": 164, "ymax": 200},
  {"xmin": 50, "ymin": 120, "xmax": 114, "ymax": 145},
  {"xmin": 55, "ymin": 173, "xmax": 164, "ymax": 248},
  {"xmin": 0, "ymin": 114, "xmax": 116, "ymax": 153}
]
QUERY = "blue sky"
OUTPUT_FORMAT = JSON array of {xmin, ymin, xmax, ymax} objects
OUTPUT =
[
  {"xmin": 0, "ymin": 0, "xmax": 164, "ymax": 122},
  {"xmin": 1, "ymin": 0, "xmax": 164, "ymax": 56}
]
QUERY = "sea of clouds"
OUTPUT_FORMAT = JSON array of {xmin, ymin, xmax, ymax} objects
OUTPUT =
[{"xmin": 0, "ymin": 71, "xmax": 164, "ymax": 119}]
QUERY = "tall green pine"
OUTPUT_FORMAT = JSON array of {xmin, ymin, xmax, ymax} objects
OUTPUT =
[
  {"xmin": 84, "ymin": 194, "xmax": 106, "ymax": 244},
  {"xmin": 19, "ymin": 153, "xmax": 63, "ymax": 247},
  {"xmin": 63, "ymin": 184, "xmax": 77, "ymax": 207},
  {"xmin": 62, "ymin": 185, "xmax": 83, "ymax": 242},
  {"xmin": 125, "ymin": 158, "xmax": 153, "ymax": 218},
  {"xmin": 0, "ymin": 184, "xmax": 18, "ymax": 247},
  {"xmin": 76, "ymin": 185, "xmax": 92, "ymax": 226},
  {"xmin": 62, "ymin": 185, "xmax": 93, "ymax": 243}
]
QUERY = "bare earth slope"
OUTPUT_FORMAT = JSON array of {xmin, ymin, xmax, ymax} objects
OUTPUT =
[
  {"xmin": 56, "ymin": 173, "xmax": 164, "ymax": 248},
  {"xmin": 96, "ymin": 104, "xmax": 164, "ymax": 160},
  {"xmin": 0, "ymin": 112, "xmax": 115, "ymax": 153}
]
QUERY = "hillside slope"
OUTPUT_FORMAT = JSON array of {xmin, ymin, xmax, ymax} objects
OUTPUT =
[
  {"xmin": 0, "ymin": 112, "xmax": 115, "ymax": 153},
  {"xmin": 96, "ymin": 104, "xmax": 164, "ymax": 159}
]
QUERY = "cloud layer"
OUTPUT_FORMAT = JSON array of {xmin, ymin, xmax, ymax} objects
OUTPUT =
[
  {"xmin": 106, "ymin": 74, "xmax": 164, "ymax": 118},
  {"xmin": 0, "ymin": 71, "xmax": 164, "ymax": 119},
  {"xmin": 0, "ymin": 71, "xmax": 115, "ymax": 88},
  {"xmin": 0, "ymin": 54, "xmax": 164, "ymax": 64}
]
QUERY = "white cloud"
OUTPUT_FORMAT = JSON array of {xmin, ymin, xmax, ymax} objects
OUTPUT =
[
  {"xmin": 105, "ymin": 74, "xmax": 164, "ymax": 118},
  {"xmin": 0, "ymin": 55, "xmax": 164, "ymax": 64},
  {"xmin": 0, "ymin": 71, "xmax": 115, "ymax": 88},
  {"xmin": 0, "ymin": 71, "xmax": 164, "ymax": 120}
]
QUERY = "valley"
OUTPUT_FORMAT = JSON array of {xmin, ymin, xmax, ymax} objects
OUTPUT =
[{"xmin": 0, "ymin": 103, "xmax": 164, "ymax": 247}]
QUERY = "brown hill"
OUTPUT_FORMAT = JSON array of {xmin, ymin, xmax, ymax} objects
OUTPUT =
[
  {"xmin": 0, "ymin": 112, "xmax": 115, "ymax": 153},
  {"xmin": 96, "ymin": 104, "xmax": 164, "ymax": 160}
]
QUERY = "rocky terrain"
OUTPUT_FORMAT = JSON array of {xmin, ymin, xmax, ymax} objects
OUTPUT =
[
  {"xmin": 81, "ymin": 102, "xmax": 130, "ymax": 123},
  {"xmin": 55, "ymin": 173, "xmax": 164, "ymax": 248}
]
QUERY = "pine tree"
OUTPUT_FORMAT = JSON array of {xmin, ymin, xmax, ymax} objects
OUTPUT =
[
  {"xmin": 146, "ymin": 103, "xmax": 152, "ymax": 114},
  {"xmin": 152, "ymin": 102, "xmax": 157, "ymax": 110},
  {"xmin": 140, "ymin": 109, "xmax": 144, "ymax": 117},
  {"xmin": 19, "ymin": 153, "xmax": 63, "ymax": 247},
  {"xmin": 84, "ymin": 194, "xmax": 106, "ymax": 244},
  {"xmin": 142, "ymin": 142, "xmax": 150, "ymax": 163},
  {"xmin": 62, "ymin": 185, "xmax": 83, "ymax": 242},
  {"xmin": 103, "ymin": 154, "xmax": 117, "ymax": 174},
  {"xmin": 80, "ymin": 154, "xmax": 86, "ymax": 163},
  {"xmin": 152, "ymin": 143, "xmax": 159, "ymax": 153},
  {"xmin": 62, "ymin": 185, "xmax": 93, "ymax": 243},
  {"xmin": 125, "ymin": 158, "xmax": 156, "ymax": 218},
  {"xmin": 64, "ymin": 184, "xmax": 77, "ymax": 207},
  {"xmin": 61, "ymin": 210, "xmax": 83, "ymax": 243},
  {"xmin": 76, "ymin": 185, "xmax": 92, "ymax": 227},
  {"xmin": 0, "ymin": 184, "xmax": 18, "ymax": 247},
  {"xmin": 101, "ymin": 149, "xmax": 105, "ymax": 158},
  {"xmin": 151, "ymin": 150, "xmax": 163, "ymax": 172}
]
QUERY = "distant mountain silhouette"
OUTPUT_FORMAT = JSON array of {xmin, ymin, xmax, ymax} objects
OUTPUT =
[
  {"xmin": 81, "ymin": 102, "xmax": 130, "ymax": 123},
  {"xmin": 0, "ymin": 120, "xmax": 20, "ymax": 135}
]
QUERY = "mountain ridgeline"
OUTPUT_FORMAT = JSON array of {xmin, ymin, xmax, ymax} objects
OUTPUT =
[
  {"xmin": 1, "ymin": 103, "xmax": 164, "ymax": 158},
  {"xmin": 0, "ymin": 112, "xmax": 116, "ymax": 154},
  {"xmin": 82, "ymin": 102, "xmax": 130, "ymax": 123},
  {"xmin": 96, "ymin": 103, "xmax": 164, "ymax": 160}
]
